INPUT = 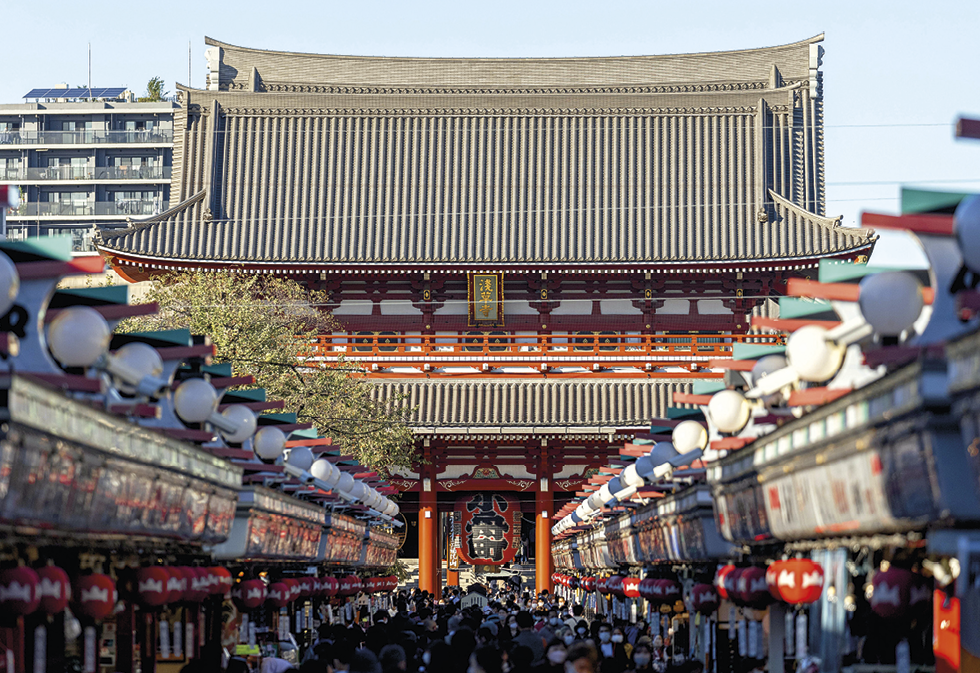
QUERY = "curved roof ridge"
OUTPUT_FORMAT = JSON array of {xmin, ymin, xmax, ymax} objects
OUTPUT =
[
  {"xmin": 203, "ymin": 34, "xmax": 824, "ymax": 63},
  {"xmin": 98, "ymin": 189, "xmax": 207, "ymax": 242},
  {"xmin": 768, "ymin": 189, "xmax": 876, "ymax": 239}
]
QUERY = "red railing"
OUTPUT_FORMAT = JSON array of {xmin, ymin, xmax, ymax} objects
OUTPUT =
[{"xmin": 308, "ymin": 332, "xmax": 782, "ymax": 377}]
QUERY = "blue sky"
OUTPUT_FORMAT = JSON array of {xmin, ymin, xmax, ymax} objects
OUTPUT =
[{"xmin": 7, "ymin": 0, "xmax": 980, "ymax": 266}]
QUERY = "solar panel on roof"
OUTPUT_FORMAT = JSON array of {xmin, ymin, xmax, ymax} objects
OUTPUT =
[{"xmin": 23, "ymin": 87, "xmax": 127, "ymax": 99}]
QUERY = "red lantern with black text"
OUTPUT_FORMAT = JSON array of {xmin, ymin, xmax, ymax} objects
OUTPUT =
[
  {"xmin": 0, "ymin": 567, "xmax": 40, "ymax": 615},
  {"xmin": 37, "ymin": 566, "xmax": 70, "ymax": 615},
  {"xmin": 74, "ymin": 574, "xmax": 116, "ymax": 620}
]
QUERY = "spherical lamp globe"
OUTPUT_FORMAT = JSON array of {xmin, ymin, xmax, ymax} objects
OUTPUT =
[
  {"xmin": 955, "ymin": 194, "xmax": 980, "ymax": 274},
  {"xmin": 751, "ymin": 354, "xmax": 788, "ymax": 385},
  {"xmin": 0, "ymin": 253, "xmax": 20, "ymax": 318},
  {"xmin": 310, "ymin": 459, "xmax": 335, "ymax": 482},
  {"xmin": 253, "ymin": 426, "xmax": 287, "ymax": 463},
  {"xmin": 348, "ymin": 481, "xmax": 368, "ymax": 502},
  {"xmin": 336, "ymin": 472, "xmax": 355, "ymax": 495},
  {"xmin": 708, "ymin": 389, "xmax": 751, "ymax": 434},
  {"xmin": 285, "ymin": 446, "xmax": 315, "ymax": 472},
  {"xmin": 173, "ymin": 378, "xmax": 219, "ymax": 423},
  {"xmin": 672, "ymin": 420, "xmax": 708, "ymax": 454},
  {"xmin": 219, "ymin": 405, "xmax": 258, "ymax": 444},
  {"xmin": 786, "ymin": 325, "xmax": 845, "ymax": 383},
  {"xmin": 858, "ymin": 272, "xmax": 924, "ymax": 337},
  {"xmin": 112, "ymin": 342, "xmax": 164, "ymax": 395},
  {"xmin": 47, "ymin": 306, "xmax": 111, "ymax": 368}
]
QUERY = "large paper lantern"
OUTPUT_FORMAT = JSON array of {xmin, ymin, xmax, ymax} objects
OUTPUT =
[
  {"xmin": 637, "ymin": 578, "xmax": 657, "ymax": 600},
  {"xmin": 232, "ymin": 580, "xmax": 266, "ymax": 611},
  {"xmin": 568, "ymin": 576, "xmax": 580, "ymax": 590},
  {"xmin": 454, "ymin": 493, "xmax": 522, "ymax": 565},
  {"xmin": 74, "ymin": 574, "xmax": 116, "ymax": 620},
  {"xmin": 0, "ymin": 567, "xmax": 40, "ymax": 615},
  {"xmin": 210, "ymin": 567, "xmax": 233, "ymax": 595},
  {"xmin": 910, "ymin": 573, "xmax": 932, "ymax": 616},
  {"xmin": 349, "ymin": 576, "xmax": 363, "ymax": 595},
  {"xmin": 691, "ymin": 584, "xmax": 719, "ymax": 615},
  {"xmin": 597, "ymin": 576, "xmax": 609, "ymax": 594},
  {"xmin": 767, "ymin": 559, "xmax": 824, "ymax": 605},
  {"xmin": 872, "ymin": 567, "xmax": 913, "ymax": 619},
  {"xmin": 37, "ymin": 566, "xmax": 70, "ymax": 615},
  {"xmin": 606, "ymin": 576, "xmax": 625, "ymax": 598},
  {"xmin": 338, "ymin": 575, "xmax": 356, "ymax": 597},
  {"xmin": 714, "ymin": 564, "xmax": 737, "ymax": 600},
  {"xmin": 622, "ymin": 577, "xmax": 641, "ymax": 599},
  {"xmin": 659, "ymin": 579, "xmax": 681, "ymax": 603},
  {"xmin": 267, "ymin": 583, "xmax": 291, "ymax": 608},
  {"xmin": 136, "ymin": 567, "xmax": 171, "ymax": 608},
  {"xmin": 164, "ymin": 567, "xmax": 187, "ymax": 604},
  {"xmin": 323, "ymin": 577, "xmax": 339, "ymax": 597},
  {"xmin": 282, "ymin": 579, "xmax": 301, "ymax": 603},
  {"xmin": 185, "ymin": 569, "xmax": 210, "ymax": 603},
  {"xmin": 299, "ymin": 577, "xmax": 316, "ymax": 598},
  {"xmin": 734, "ymin": 567, "xmax": 772, "ymax": 608}
]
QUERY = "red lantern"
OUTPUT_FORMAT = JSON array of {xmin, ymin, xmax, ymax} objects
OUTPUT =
[
  {"xmin": 767, "ymin": 559, "xmax": 824, "ymax": 605},
  {"xmin": 210, "ymin": 567, "xmax": 233, "ymax": 595},
  {"xmin": 164, "ymin": 567, "xmax": 186, "ymax": 604},
  {"xmin": 299, "ymin": 577, "xmax": 316, "ymax": 598},
  {"xmin": 267, "ymin": 583, "xmax": 290, "ymax": 608},
  {"xmin": 74, "ymin": 574, "xmax": 116, "ymax": 620},
  {"xmin": 659, "ymin": 579, "xmax": 681, "ymax": 603},
  {"xmin": 136, "ymin": 567, "xmax": 171, "ymax": 608},
  {"xmin": 734, "ymin": 567, "xmax": 772, "ymax": 608},
  {"xmin": 568, "ymin": 576, "xmax": 580, "ymax": 590},
  {"xmin": 714, "ymin": 564, "xmax": 737, "ymax": 600},
  {"xmin": 348, "ymin": 576, "xmax": 363, "ymax": 595},
  {"xmin": 37, "ymin": 566, "xmax": 70, "ymax": 615},
  {"xmin": 582, "ymin": 576, "xmax": 596, "ymax": 592},
  {"xmin": 691, "ymin": 583, "xmax": 719, "ymax": 615},
  {"xmin": 606, "ymin": 575, "xmax": 624, "ymax": 598},
  {"xmin": 637, "ymin": 578, "xmax": 657, "ymax": 600},
  {"xmin": 323, "ymin": 577, "xmax": 339, "ymax": 597},
  {"xmin": 622, "ymin": 577, "xmax": 641, "ymax": 599},
  {"xmin": 232, "ymin": 580, "xmax": 266, "ymax": 611},
  {"xmin": 597, "ymin": 576, "xmax": 609, "ymax": 594},
  {"xmin": 872, "ymin": 567, "xmax": 913, "ymax": 619},
  {"xmin": 186, "ymin": 568, "xmax": 210, "ymax": 603},
  {"xmin": 0, "ymin": 567, "xmax": 40, "ymax": 615},
  {"xmin": 281, "ymin": 579, "xmax": 301, "ymax": 603}
]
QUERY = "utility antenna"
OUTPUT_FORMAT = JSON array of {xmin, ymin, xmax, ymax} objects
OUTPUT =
[
  {"xmin": 188, "ymin": 40, "xmax": 192, "ymax": 88},
  {"xmin": 87, "ymin": 43, "xmax": 92, "ymax": 98}
]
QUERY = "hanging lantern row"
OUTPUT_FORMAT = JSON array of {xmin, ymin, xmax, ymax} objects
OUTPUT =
[
  {"xmin": 0, "ymin": 567, "xmax": 398, "ymax": 619},
  {"xmin": 709, "ymin": 560, "xmax": 827, "ymax": 610}
]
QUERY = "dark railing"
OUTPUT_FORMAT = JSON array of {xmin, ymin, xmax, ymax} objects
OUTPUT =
[
  {"xmin": 10, "ymin": 200, "xmax": 164, "ymax": 217},
  {"xmin": 0, "ymin": 129, "xmax": 174, "ymax": 145},
  {"xmin": 0, "ymin": 166, "xmax": 171, "ymax": 181}
]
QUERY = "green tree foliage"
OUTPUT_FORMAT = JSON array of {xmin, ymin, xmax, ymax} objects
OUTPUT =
[
  {"xmin": 118, "ymin": 271, "xmax": 415, "ymax": 476},
  {"xmin": 138, "ymin": 77, "xmax": 168, "ymax": 102}
]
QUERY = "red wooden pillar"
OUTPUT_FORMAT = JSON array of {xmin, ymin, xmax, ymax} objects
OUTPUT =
[
  {"xmin": 418, "ymin": 450, "xmax": 440, "ymax": 599},
  {"xmin": 535, "ymin": 443, "xmax": 553, "ymax": 595}
]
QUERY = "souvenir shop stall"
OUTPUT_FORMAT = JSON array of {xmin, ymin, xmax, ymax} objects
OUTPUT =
[{"xmin": 0, "ymin": 230, "xmax": 404, "ymax": 673}]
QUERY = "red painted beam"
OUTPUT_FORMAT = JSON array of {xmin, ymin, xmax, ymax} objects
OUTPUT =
[
  {"xmin": 752, "ymin": 317, "xmax": 842, "ymax": 333},
  {"xmin": 788, "ymin": 278, "xmax": 934, "ymax": 305},
  {"xmin": 787, "ymin": 387, "xmax": 852, "ymax": 406},
  {"xmin": 861, "ymin": 211, "xmax": 954, "ymax": 236},
  {"xmin": 672, "ymin": 392, "xmax": 713, "ymax": 405}
]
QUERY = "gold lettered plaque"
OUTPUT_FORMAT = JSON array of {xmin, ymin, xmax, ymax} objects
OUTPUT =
[{"xmin": 467, "ymin": 272, "xmax": 504, "ymax": 327}]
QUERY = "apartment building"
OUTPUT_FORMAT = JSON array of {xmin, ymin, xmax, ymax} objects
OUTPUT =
[{"xmin": 0, "ymin": 86, "xmax": 175, "ymax": 251}]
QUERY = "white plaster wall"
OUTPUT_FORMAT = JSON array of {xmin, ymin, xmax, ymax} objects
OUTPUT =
[
  {"xmin": 697, "ymin": 299, "xmax": 733, "ymax": 315},
  {"xmin": 380, "ymin": 300, "xmax": 422, "ymax": 315},
  {"xmin": 600, "ymin": 298, "xmax": 643, "ymax": 315},
  {"xmin": 551, "ymin": 297, "xmax": 593, "ymax": 315},
  {"xmin": 503, "ymin": 300, "xmax": 540, "ymax": 315},
  {"xmin": 332, "ymin": 300, "xmax": 373, "ymax": 315},
  {"xmin": 657, "ymin": 299, "xmax": 690, "ymax": 314}
]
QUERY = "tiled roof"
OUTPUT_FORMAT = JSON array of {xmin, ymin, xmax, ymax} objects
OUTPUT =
[
  {"xmin": 369, "ymin": 379, "xmax": 694, "ymax": 430},
  {"xmin": 97, "ymin": 36, "xmax": 876, "ymax": 269}
]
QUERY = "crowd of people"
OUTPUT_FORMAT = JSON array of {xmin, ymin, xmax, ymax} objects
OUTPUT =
[{"xmin": 209, "ymin": 586, "xmax": 704, "ymax": 673}]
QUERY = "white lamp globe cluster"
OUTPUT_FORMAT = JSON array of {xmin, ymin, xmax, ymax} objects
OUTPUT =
[{"xmin": 552, "ymin": 419, "xmax": 707, "ymax": 535}]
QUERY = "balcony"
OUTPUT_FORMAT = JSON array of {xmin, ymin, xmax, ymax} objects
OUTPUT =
[
  {"xmin": 0, "ymin": 129, "xmax": 173, "ymax": 146},
  {"xmin": 0, "ymin": 166, "xmax": 172, "ymax": 181},
  {"xmin": 9, "ymin": 200, "xmax": 164, "ymax": 218},
  {"xmin": 309, "ymin": 332, "xmax": 784, "ymax": 378}
]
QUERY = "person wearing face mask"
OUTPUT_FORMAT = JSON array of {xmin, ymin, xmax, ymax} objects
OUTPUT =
[
  {"xmin": 535, "ymin": 640, "xmax": 567, "ymax": 673},
  {"xmin": 595, "ymin": 623, "xmax": 629, "ymax": 666},
  {"xmin": 630, "ymin": 642, "xmax": 655, "ymax": 673},
  {"xmin": 573, "ymin": 620, "xmax": 589, "ymax": 643},
  {"xmin": 612, "ymin": 627, "xmax": 632, "ymax": 660},
  {"xmin": 554, "ymin": 627, "xmax": 574, "ymax": 648}
]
